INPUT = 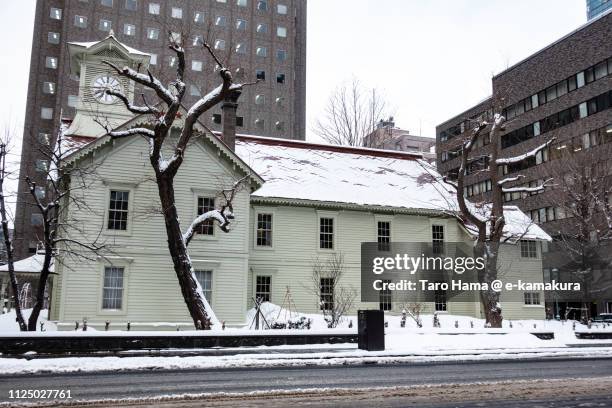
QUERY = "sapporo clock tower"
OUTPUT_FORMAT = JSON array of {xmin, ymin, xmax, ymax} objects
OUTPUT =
[{"xmin": 64, "ymin": 32, "xmax": 151, "ymax": 137}]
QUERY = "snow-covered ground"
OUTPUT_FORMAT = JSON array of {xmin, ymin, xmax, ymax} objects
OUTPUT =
[
  {"xmin": 1, "ymin": 304, "xmax": 611, "ymax": 375},
  {"xmin": 0, "ymin": 309, "xmax": 56, "ymax": 332}
]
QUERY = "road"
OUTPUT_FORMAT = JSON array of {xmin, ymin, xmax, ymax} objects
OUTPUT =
[{"xmin": 1, "ymin": 357, "xmax": 612, "ymax": 406}]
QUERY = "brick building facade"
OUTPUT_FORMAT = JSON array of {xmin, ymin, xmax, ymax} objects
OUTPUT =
[
  {"xmin": 15, "ymin": 0, "xmax": 307, "ymax": 259},
  {"xmin": 436, "ymin": 11, "xmax": 612, "ymax": 318}
]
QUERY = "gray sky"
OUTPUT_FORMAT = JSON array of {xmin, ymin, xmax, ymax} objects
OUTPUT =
[{"xmin": 0, "ymin": 0, "xmax": 587, "ymax": 150}]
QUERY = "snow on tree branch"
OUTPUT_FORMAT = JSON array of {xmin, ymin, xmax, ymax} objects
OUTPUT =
[
  {"xmin": 498, "ymin": 175, "xmax": 525, "ymax": 186},
  {"xmin": 105, "ymin": 89, "xmax": 159, "ymax": 115},
  {"xmin": 102, "ymin": 60, "xmax": 176, "ymax": 104},
  {"xmin": 501, "ymin": 178, "xmax": 553, "ymax": 194},
  {"xmin": 496, "ymin": 138, "xmax": 555, "ymax": 165}
]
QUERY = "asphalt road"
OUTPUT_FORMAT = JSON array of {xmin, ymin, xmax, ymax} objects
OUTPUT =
[{"xmin": 1, "ymin": 357, "xmax": 612, "ymax": 406}]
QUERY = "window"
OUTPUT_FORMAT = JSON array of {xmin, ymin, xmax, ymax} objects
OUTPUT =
[
  {"xmin": 377, "ymin": 221, "xmax": 391, "ymax": 251},
  {"xmin": 320, "ymin": 278, "xmax": 333, "ymax": 311},
  {"xmin": 171, "ymin": 7, "xmax": 182, "ymax": 19},
  {"xmin": 214, "ymin": 39, "xmax": 226, "ymax": 50},
  {"xmin": 147, "ymin": 27, "xmax": 159, "ymax": 40},
  {"xmin": 320, "ymin": 217, "xmax": 334, "ymax": 249},
  {"xmin": 257, "ymin": 0, "xmax": 268, "ymax": 11},
  {"xmin": 149, "ymin": 54, "xmax": 157, "ymax": 65},
  {"xmin": 432, "ymin": 225, "xmax": 444, "ymax": 254},
  {"xmin": 195, "ymin": 270, "xmax": 213, "ymax": 303},
  {"xmin": 236, "ymin": 19, "xmax": 247, "ymax": 30},
  {"xmin": 277, "ymin": 4, "xmax": 288, "ymax": 14},
  {"xmin": 212, "ymin": 114, "xmax": 222, "ymax": 124},
  {"xmin": 277, "ymin": 49, "xmax": 287, "ymax": 61},
  {"xmin": 194, "ymin": 11, "xmax": 205, "ymax": 23},
  {"xmin": 148, "ymin": 2, "xmax": 160, "ymax": 14},
  {"xmin": 43, "ymin": 82, "xmax": 55, "ymax": 94},
  {"xmin": 190, "ymin": 85, "xmax": 201, "ymax": 97},
  {"xmin": 256, "ymin": 213, "xmax": 272, "ymax": 246},
  {"xmin": 256, "ymin": 70, "xmax": 266, "ymax": 80},
  {"xmin": 235, "ymin": 43, "xmax": 247, "ymax": 54},
  {"xmin": 434, "ymin": 285, "xmax": 447, "ymax": 311},
  {"xmin": 524, "ymin": 292, "xmax": 541, "ymax": 305},
  {"xmin": 168, "ymin": 56, "xmax": 176, "ymax": 67},
  {"xmin": 520, "ymin": 240, "xmax": 537, "ymax": 258},
  {"xmin": 236, "ymin": 116, "xmax": 244, "ymax": 127},
  {"xmin": 41, "ymin": 108, "xmax": 53, "ymax": 120},
  {"xmin": 255, "ymin": 94, "xmax": 265, "ymax": 105},
  {"xmin": 276, "ymin": 73, "xmax": 285, "ymax": 83},
  {"xmin": 215, "ymin": 15, "xmax": 227, "ymax": 26},
  {"xmin": 50, "ymin": 7, "xmax": 62, "ymax": 20},
  {"xmin": 577, "ymin": 71, "xmax": 586, "ymax": 88},
  {"xmin": 196, "ymin": 197, "xmax": 215, "ymax": 235},
  {"xmin": 102, "ymin": 267, "xmax": 124, "ymax": 310},
  {"xmin": 74, "ymin": 15, "xmax": 87, "ymax": 28},
  {"xmin": 48, "ymin": 32, "xmax": 60, "ymax": 44},
  {"xmin": 38, "ymin": 133, "xmax": 51, "ymax": 145},
  {"xmin": 34, "ymin": 186, "xmax": 45, "ymax": 199},
  {"xmin": 35, "ymin": 159, "xmax": 49, "ymax": 172},
  {"xmin": 237, "ymin": 0, "xmax": 247, "ymax": 6},
  {"xmin": 169, "ymin": 32, "xmax": 181, "ymax": 43},
  {"xmin": 45, "ymin": 56, "xmax": 58, "ymax": 69},
  {"xmin": 125, "ymin": 0, "xmax": 137, "ymax": 11},
  {"xmin": 255, "ymin": 276, "xmax": 271, "ymax": 302},
  {"xmin": 101, "ymin": 0, "xmax": 113, "ymax": 6},
  {"xmin": 68, "ymin": 95, "xmax": 79, "ymax": 107},
  {"xmin": 31, "ymin": 214, "xmax": 44, "ymax": 226},
  {"xmin": 107, "ymin": 190, "xmax": 129, "ymax": 230},
  {"xmin": 124, "ymin": 23, "xmax": 136, "ymax": 36},
  {"xmin": 192, "ymin": 35, "xmax": 203, "ymax": 46},
  {"xmin": 379, "ymin": 280, "xmax": 392, "ymax": 311},
  {"xmin": 254, "ymin": 118, "xmax": 264, "ymax": 129},
  {"xmin": 256, "ymin": 46, "xmax": 267, "ymax": 57},
  {"xmin": 192, "ymin": 60, "xmax": 203, "ymax": 71},
  {"xmin": 256, "ymin": 23, "xmax": 268, "ymax": 33},
  {"xmin": 275, "ymin": 97, "xmax": 284, "ymax": 107},
  {"xmin": 277, "ymin": 26, "xmax": 287, "ymax": 37},
  {"xmin": 216, "ymin": 0, "xmax": 227, "ymax": 2},
  {"xmin": 99, "ymin": 19, "xmax": 112, "ymax": 31}
]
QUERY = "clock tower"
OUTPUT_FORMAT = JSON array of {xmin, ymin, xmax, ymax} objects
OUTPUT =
[{"xmin": 64, "ymin": 33, "xmax": 151, "ymax": 137}]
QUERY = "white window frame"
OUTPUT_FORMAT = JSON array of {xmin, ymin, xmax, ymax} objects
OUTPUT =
[
  {"xmin": 317, "ymin": 211, "xmax": 337, "ymax": 251},
  {"xmin": 190, "ymin": 188, "xmax": 220, "ymax": 242},
  {"xmin": 97, "ymin": 258, "xmax": 132, "ymax": 316},
  {"xmin": 103, "ymin": 184, "xmax": 135, "ymax": 236},
  {"xmin": 254, "ymin": 208, "xmax": 275, "ymax": 249}
]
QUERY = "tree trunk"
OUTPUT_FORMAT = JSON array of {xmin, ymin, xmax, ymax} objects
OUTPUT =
[
  {"xmin": 27, "ymin": 250, "xmax": 52, "ymax": 331},
  {"xmin": 157, "ymin": 173, "xmax": 211, "ymax": 329},
  {"xmin": 477, "ymin": 242, "xmax": 503, "ymax": 328}
]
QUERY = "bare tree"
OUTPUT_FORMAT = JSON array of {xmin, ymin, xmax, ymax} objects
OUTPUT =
[
  {"xmin": 313, "ymin": 78, "xmax": 388, "ymax": 147},
  {"xmin": 546, "ymin": 144, "xmax": 612, "ymax": 320},
  {"xmin": 21, "ymin": 125, "xmax": 110, "ymax": 331},
  {"xmin": 310, "ymin": 253, "xmax": 356, "ymax": 328},
  {"xmin": 0, "ymin": 133, "xmax": 27, "ymax": 330},
  {"xmin": 441, "ymin": 106, "xmax": 554, "ymax": 327},
  {"xmin": 98, "ymin": 32, "xmax": 256, "ymax": 329}
]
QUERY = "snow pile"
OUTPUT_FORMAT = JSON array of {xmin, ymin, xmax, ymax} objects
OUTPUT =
[{"xmin": 0, "ymin": 309, "xmax": 56, "ymax": 333}]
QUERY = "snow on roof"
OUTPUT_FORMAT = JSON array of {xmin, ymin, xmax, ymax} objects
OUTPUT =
[
  {"xmin": 0, "ymin": 255, "xmax": 52, "ymax": 273},
  {"xmin": 235, "ymin": 135, "xmax": 453, "ymax": 212},
  {"xmin": 234, "ymin": 135, "xmax": 551, "ymax": 241},
  {"xmin": 466, "ymin": 203, "xmax": 551, "ymax": 242},
  {"xmin": 68, "ymin": 34, "xmax": 150, "ymax": 56}
]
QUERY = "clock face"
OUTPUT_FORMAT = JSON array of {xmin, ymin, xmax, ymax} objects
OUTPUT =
[{"xmin": 91, "ymin": 75, "xmax": 122, "ymax": 104}]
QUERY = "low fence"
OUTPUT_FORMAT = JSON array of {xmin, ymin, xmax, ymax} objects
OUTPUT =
[
  {"xmin": 0, "ymin": 332, "xmax": 357, "ymax": 356},
  {"xmin": 575, "ymin": 331, "xmax": 612, "ymax": 340}
]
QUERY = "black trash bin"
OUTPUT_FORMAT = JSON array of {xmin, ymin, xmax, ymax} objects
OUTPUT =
[{"xmin": 358, "ymin": 309, "xmax": 385, "ymax": 351}]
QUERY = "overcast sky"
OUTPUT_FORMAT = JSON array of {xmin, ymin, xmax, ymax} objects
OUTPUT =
[{"xmin": 0, "ymin": 0, "xmax": 587, "ymax": 149}]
